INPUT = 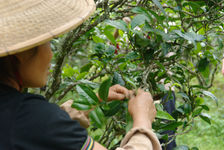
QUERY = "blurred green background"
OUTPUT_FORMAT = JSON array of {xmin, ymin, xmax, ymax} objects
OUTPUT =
[{"xmin": 177, "ymin": 73, "xmax": 224, "ymax": 150}]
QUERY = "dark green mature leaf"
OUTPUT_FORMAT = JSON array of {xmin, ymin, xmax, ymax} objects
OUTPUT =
[
  {"xmin": 178, "ymin": 92, "xmax": 190, "ymax": 100},
  {"xmin": 89, "ymin": 106, "xmax": 105, "ymax": 128},
  {"xmin": 76, "ymin": 84, "xmax": 99, "ymax": 105},
  {"xmin": 134, "ymin": 33, "xmax": 150, "ymax": 47},
  {"xmin": 79, "ymin": 80, "xmax": 99, "ymax": 89},
  {"xmin": 197, "ymin": 58, "xmax": 209, "ymax": 73},
  {"xmin": 192, "ymin": 108, "xmax": 203, "ymax": 117},
  {"xmin": 201, "ymin": 105, "xmax": 209, "ymax": 111},
  {"xmin": 105, "ymin": 20, "xmax": 128, "ymax": 32},
  {"xmin": 191, "ymin": 147, "xmax": 199, "ymax": 150},
  {"xmin": 104, "ymin": 101, "xmax": 122, "ymax": 117},
  {"xmin": 131, "ymin": 7, "xmax": 153, "ymax": 21},
  {"xmin": 202, "ymin": 90, "xmax": 218, "ymax": 106},
  {"xmin": 156, "ymin": 110, "xmax": 175, "ymax": 121},
  {"xmin": 174, "ymin": 145, "xmax": 190, "ymax": 150},
  {"xmin": 199, "ymin": 113, "xmax": 211, "ymax": 124},
  {"xmin": 131, "ymin": 14, "xmax": 149, "ymax": 29},
  {"xmin": 112, "ymin": 72, "xmax": 125, "ymax": 86},
  {"xmin": 80, "ymin": 63, "xmax": 93, "ymax": 73},
  {"xmin": 173, "ymin": 30, "xmax": 205, "ymax": 46},
  {"xmin": 125, "ymin": 51, "xmax": 139, "ymax": 60},
  {"xmin": 72, "ymin": 102, "xmax": 91, "ymax": 110},
  {"xmin": 183, "ymin": 103, "xmax": 192, "ymax": 115},
  {"xmin": 99, "ymin": 78, "xmax": 112, "ymax": 101},
  {"xmin": 152, "ymin": 0, "xmax": 167, "ymax": 16},
  {"xmin": 160, "ymin": 121, "xmax": 183, "ymax": 131},
  {"xmin": 72, "ymin": 96, "xmax": 92, "ymax": 110}
]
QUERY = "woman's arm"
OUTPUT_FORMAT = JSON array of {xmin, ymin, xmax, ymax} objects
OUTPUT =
[
  {"xmin": 61, "ymin": 87, "xmax": 161, "ymax": 150},
  {"xmin": 92, "ymin": 89, "xmax": 161, "ymax": 150}
]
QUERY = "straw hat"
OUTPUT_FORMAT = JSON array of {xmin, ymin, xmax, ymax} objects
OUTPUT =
[{"xmin": 0, "ymin": 0, "xmax": 96, "ymax": 57}]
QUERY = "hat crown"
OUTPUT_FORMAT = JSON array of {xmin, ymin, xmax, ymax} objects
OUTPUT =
[
  {"xmin": 0, "ymin": 0, "xmax": 96, "ymax": 57},
  {"xmin": 0, "ymin": 0, "xmax": 42, "ymax": 18}
]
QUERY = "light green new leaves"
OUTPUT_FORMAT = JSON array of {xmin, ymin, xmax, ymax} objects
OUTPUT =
[{"xmin": 156, "ymin": 110, "xmax": 175, "ymax": 121}]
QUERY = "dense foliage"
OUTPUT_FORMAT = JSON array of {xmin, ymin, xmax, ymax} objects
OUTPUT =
[{"xmin": 34, "ymin": 0, "xmax": 224, "ymax": 149}]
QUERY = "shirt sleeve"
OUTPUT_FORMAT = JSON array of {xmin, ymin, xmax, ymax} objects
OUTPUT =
[
  {"xmin": 12, "ymin": 95, "xmax": 94, "ymax": 150},
  {"xmin": 116, "ymin": 128, "xmax": 162, "ymax": 150}
]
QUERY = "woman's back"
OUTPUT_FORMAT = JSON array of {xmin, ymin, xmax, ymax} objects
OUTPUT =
[{"xmin": 0, "ymin": 83, "xmax": 89, "ymax": 150}]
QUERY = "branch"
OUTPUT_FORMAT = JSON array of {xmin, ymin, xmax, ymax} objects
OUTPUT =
[
  {"xmin": 205, "ymin": 64, "xmax": 218, "ymax": 89},
  {"xmin": 45, "ymin": 0, "xmax": 131, "ymax": 101}
]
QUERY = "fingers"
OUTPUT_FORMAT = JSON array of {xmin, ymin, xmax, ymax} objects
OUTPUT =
[
  {"xmin": 108, "ymin": 92, "xmax": 126, "ymax": 101},
  {"xmin": 110, "ymin": 84, "xmax": 130, "ymax": 99},
  {"xmin": 60, "ymin": 100, "xmax": 73, "ymax": 111}
]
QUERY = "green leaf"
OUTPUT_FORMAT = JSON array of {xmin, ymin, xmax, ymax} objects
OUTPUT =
[
  {"xmin": 99, "ymin": 78, "xmax": 112, "ymax": 101},
  {"xmin": 131, "ymin": 14, "xmax": 149, "ymax": 29},
  {"xmin": 104, "ymin": 27, "xmax": 116, "ymax": 45},
  {"xmin": 202, "ymin": 90, "xmax": 218, "ymax": 106},
  {"xmin": 160, "ymin": 121, "xmax": 183, "ymax": 131},
  {"xmin": 152, "ymin": 0, "xmax": 167, "ymax": 17},
  {"xmin": 197, "ymin": 57, "xmax": 209, "ymax": 73},
  {"xmin": 105, "ymin": 20, "xmax": 128, "ymax": 32},
  {"xmin": 76, "ymin": 84, "xmax": 99, "ymax": 105},
  {"xmin": 76, "ymin": 72, "xmax": 88, "ymax": 80},
  {"xmin": 199, "ymin": 113, "xmax": 211, "ymax": 124},
  {"xmin": 178, "ymin": 92, "xmax": 190, "ymax": 100},
  {"xmin": 200, "ymin": 105, "xmax": 209, "ymax": 111},
  {"xmin": 183, "ymin": 103, "xmax": 192, "ymax": 114},
  {"xmin": 192, "ymin": 108, "xmax": 203, "ymax": 117},
  {"xmin": 92, "ymin": 36, "xmax": 104, "ymax": 43},
  {"xmin": 79, "ymin": 80, "xmax": 99, "ymax": 89},
  {"xmin": 112, "ymin": 72, "xmax": 125, "ymax": 86},
  {"xmin": 173, "ymin": 30, "xmax": 205, "ymax": 47},
  {"xmin": 155, "ymin": 103, "xmax": 164, "ymax": 111},
  {"xmin": 72, "ymin": 102, "xmax": 91, "ymax": 110},
  {"xmin": 156, "ymin": 110, "xmax": 175, "ymax": 121},
  {"xmin": 104, "ymin": 101, "xmax": 122, "ymax": 117},
  {"xmin": 72, "ymin": 96, "xmax": 92, "ymax": 110},
  {"xmin": 191, "ymin": 147, "xmax": 199, "ymax": 150},
  {"xmin": 80, "ymin": 63, "xmax": 93, "ymax": 73},
  {"xmin": 123, "ymin": 76, "xmax": 137, "ymax": 89},
  {"xmin": 89, "ymin": 106, "xmax": 105, "ymax": 128},
  {"xmin": 174, "ymin": 145, "xmax": 190, "ymax": 150},
  {"xmin": 125, "ymin": 51, "xmax": 139, "ymax": 60}
]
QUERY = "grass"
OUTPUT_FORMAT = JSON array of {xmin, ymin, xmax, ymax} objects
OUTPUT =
[{"xmin": 176, "ymin": 73, "xmax": 224, "ymax": 150}]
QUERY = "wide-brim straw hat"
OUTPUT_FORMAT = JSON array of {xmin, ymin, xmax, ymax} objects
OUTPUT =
[{"xmin": 0, "ymin": 0, "xmax": 96, "ymax": 57}]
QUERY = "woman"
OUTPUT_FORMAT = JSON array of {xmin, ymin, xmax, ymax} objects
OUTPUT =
[{"xmin": 0, "ymin": 0, "xmax": 161, "ymax": 150}]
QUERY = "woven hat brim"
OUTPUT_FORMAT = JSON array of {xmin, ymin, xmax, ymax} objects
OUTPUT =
[{"xmin": 0, "ymin": 0, "xmax": 96, "ymax": 57}]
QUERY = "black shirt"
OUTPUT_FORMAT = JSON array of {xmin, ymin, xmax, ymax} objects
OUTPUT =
[{"xmin": 0, "ymin": 84, "xmax": 94, "ymax": 150}]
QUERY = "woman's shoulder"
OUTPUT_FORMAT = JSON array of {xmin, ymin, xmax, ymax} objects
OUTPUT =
[
  {"xmin": 19, "ymin": 92, "xmax": 68, "ymax": 121},
  {"xmin": 13, "ymin": 93, "xmax": 89, "ymax": 150}
]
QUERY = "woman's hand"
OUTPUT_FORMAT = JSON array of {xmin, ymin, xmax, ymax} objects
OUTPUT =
[
  {"xmin": 98, "ymin": 84, "xmax": 130, "ymax": 101},
  {"xmin": 128, "ymin": 89, "xmax": 156, "ymax": 129}
]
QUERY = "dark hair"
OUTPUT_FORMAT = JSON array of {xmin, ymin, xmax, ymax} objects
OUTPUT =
[
  {"xmin": 0, "ymin": 47, "xmax": 38, "ymax": 83},
  {"xmin": 0, "ymin": 56, "xmax": 18, "ymax": 82}
]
